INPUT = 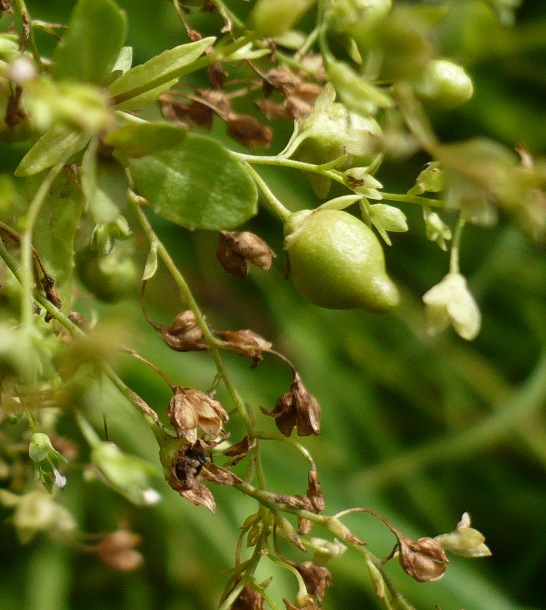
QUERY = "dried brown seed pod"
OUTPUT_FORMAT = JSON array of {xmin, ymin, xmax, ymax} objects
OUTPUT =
[{"xmin": 217, "ymin": 231, "xmax": 276, "ymax": 277}]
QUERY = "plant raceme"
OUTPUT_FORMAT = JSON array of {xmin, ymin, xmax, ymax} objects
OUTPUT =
[{"xmin": 0, "ymin": 0, "xmax": 543, "ymax": 609}]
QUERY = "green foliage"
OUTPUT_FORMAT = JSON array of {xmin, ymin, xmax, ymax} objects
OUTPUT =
[
  {"xmin": 129, "ymin": 134, "xmax": 258, "ymax": 230},
  {"xmin": 1, "ymin": 1, "xmax": 545, "ymax": 610}
]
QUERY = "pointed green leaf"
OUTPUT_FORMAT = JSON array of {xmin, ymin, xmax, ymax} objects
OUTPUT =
[
  {"xmin": 107, "ymin": 37, "xmax": 215, "ymax": 111},
  {"xmin": 128, "ymin": 133, "xmax": 258, "ymax": 230},
  {"xmin": 103, "ymin": 122, "xmax": 187, "ymax": 158},
  {"xmin": 14, "ymin": 125, "xmax": 90, "ymax": 177},
  {"xmin": 31, "ymin": 171, "xmax": 84, "ymax": 311},
  {"xmin": 53, "ymin": 0, "xmax": 127, "ymax": 85}
]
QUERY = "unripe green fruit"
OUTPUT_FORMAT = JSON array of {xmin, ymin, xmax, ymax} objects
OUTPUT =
[
  {"xmin": 284, "ymin": 209, "xmax": 399, "ymax": 312},
  {"xmin": 413, "ymin": 59, "xmax": 474, "ymax": 110},
  {"xmin": 76, "ymin": 247, "xmax": 139, "ymax": 303}
]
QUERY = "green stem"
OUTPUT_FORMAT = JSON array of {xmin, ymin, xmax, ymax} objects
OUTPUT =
[
  {"xmin": 20, "ymin": 161, "xmax": 65, "ymax": 331},
  {"xmin": 12, "ymin": 0, "xmax": 44, "ymax": 69},
  {"xmin": 130, "ymin": 195, "xmax": 255, "ymax": 435},
  {"xmin": 240, "ymin": 163, "xmax": 291, "ymax": 221},
  {"xmin": 449, "ymin": 213, "xmax": 467, "ymax": 275},
  {"xmin": 382, "ymin": 191, "xmax": 443, "ymax": 209}
]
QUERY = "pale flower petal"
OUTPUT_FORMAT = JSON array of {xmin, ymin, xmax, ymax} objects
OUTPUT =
[{"xmin": 423, "ymin": 273, "xmax": 481, "ymax": 340}]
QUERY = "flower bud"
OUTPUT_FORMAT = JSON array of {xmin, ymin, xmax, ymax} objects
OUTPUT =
[
  {"xmin": 423, "ymin": 210, "xmax": 452, "ymax": 251},
  {"xmin": 368, "ymin": 203, "xmax": 408, "ymax": 245}
]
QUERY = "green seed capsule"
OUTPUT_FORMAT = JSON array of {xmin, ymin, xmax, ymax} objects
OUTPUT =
[{"xmin": 284, "ymin": 209, "xmax": 399, "ymax": 313}]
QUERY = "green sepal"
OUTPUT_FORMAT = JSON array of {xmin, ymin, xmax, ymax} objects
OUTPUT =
[
  {"xmin": 52, "ymin": 0, "xmax": 127, "ymax": 85},
  {"xmin": 128, "ymin": 133, "xmax": 258, "ymax": 231},
  {"xmin": 108, "ymin": 37, "xmax": 215, "ymax": 111},
  {"xmin": 103, "ymin": 122, "xmax": 187, "ymax": 158}
]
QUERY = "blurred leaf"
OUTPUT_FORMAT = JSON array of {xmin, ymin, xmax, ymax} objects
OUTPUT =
[
  {"xmin": 31, "ymin": 170, "xmax": 83, "ymax": 310},
  {"xmin": 52, "ymin": 0, "xmax": 127, "ymax": 85},
  {"xmin": 104, "ymin": 122, "xmax": 187, "ymax": 158},
  {"xmin": 14, "ymin": 125, "xmax": 89, "ymax": 177}
]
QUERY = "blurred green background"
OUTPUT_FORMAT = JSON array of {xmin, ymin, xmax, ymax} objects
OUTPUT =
[{"xmin": 1, "ymin": 1, "xmax": 546, "ymax": 609}]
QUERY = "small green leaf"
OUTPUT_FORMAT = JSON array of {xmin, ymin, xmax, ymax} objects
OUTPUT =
[
  {"xmin": 52, "ymin": 0, "xmax": 127, "ymax": 85},
  {"xmin": 31, "ymin": 170, "xmax": 84, "ymax": 310},
  {"xmin": 129, "ymin": 133, "xmax": 258, "ymax": 230},
  {"xmin": 14, "ymin": 125, "xmax": 89, "ymax": 177},
  {"xmin": 81, "ymin": 138, "xmax": 129, "ymax": 224},
  {"xmin": 104, "ymin": 122, "xmax": 187, "ymax": 158},
  {"xmin": 107, "ymin": 37, "xmax": 215, "ymax": 111}
]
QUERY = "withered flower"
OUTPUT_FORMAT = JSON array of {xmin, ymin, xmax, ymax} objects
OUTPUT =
[
  {"xmin": 96, "ymin": 528, "xmax": 143, "ymax": 572},
  {"xmin": 398, "ymin": 535, "xmax": 449, "ymax": 583},
  {"xmin": 167, "ymin": 386, "xmax": 228, "ymax": 442},
  {"xmin": 158, "ymin": 94, "xmax": 213, "ymax": 130},
  {"xmin": 223, "ymin": 435, "xmax": 258, "ymax": 466},
  {"xmin": 217, "ymin": 230, "xmax": 276, "ymax": 277},
  {"xmin": 171, "ymin": 442, "xmax": 206, "ymax": 491},
  {"xmin": 230, "ymin": 584, "xmax": 265, "ymax": 610},
  {"xmin": 295, "ymin": 562, "xmax": 333, "ymax": 605},
  {"xmin": 261, "ymin": 373, "xmax": 321, "ymax": 437},
  {"xmin": 150, "ymin": 310, "xmax": 208, "ymax": 352},
  {"xmin": 216, "ymin": 329, "xmax": 272, "ymax": 365},
  {"xmin": 226, "ymin": 113, "xmax": 273, "ymax": 149}
]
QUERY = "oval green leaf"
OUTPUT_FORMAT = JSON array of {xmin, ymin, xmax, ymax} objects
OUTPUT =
[
  {"xmin": 53, "ymin": 0, "xmax": 127, "ymax": 85},
  {"xmin": 128, "ymin": 134, "xmax": 258, "ymax": 230}
]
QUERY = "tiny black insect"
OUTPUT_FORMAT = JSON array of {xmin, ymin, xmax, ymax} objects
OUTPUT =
[{"xmin": 173, "ymin": 443, "xmax": 206, "ymax": 491}]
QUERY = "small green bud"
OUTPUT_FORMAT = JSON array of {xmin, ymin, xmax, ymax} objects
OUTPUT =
[
  {"xmin": 249, "ymin": 0, "xmax": 315, "ymax": 38},
  {"xmin": 413, "ymin": 59, "xmax": 474, "ymax": 110},
  {"xmin": 368, "ymin": 203, "xmax": 408, "ymax": 245},
  {"xmin": 423, "ymin": 210, "xmax": 452, "ymax": 251}
]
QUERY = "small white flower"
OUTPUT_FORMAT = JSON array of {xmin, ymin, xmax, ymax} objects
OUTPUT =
[{"xmin": 422, "ymin": 273, "xmax": 481, "ymax": 340}]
